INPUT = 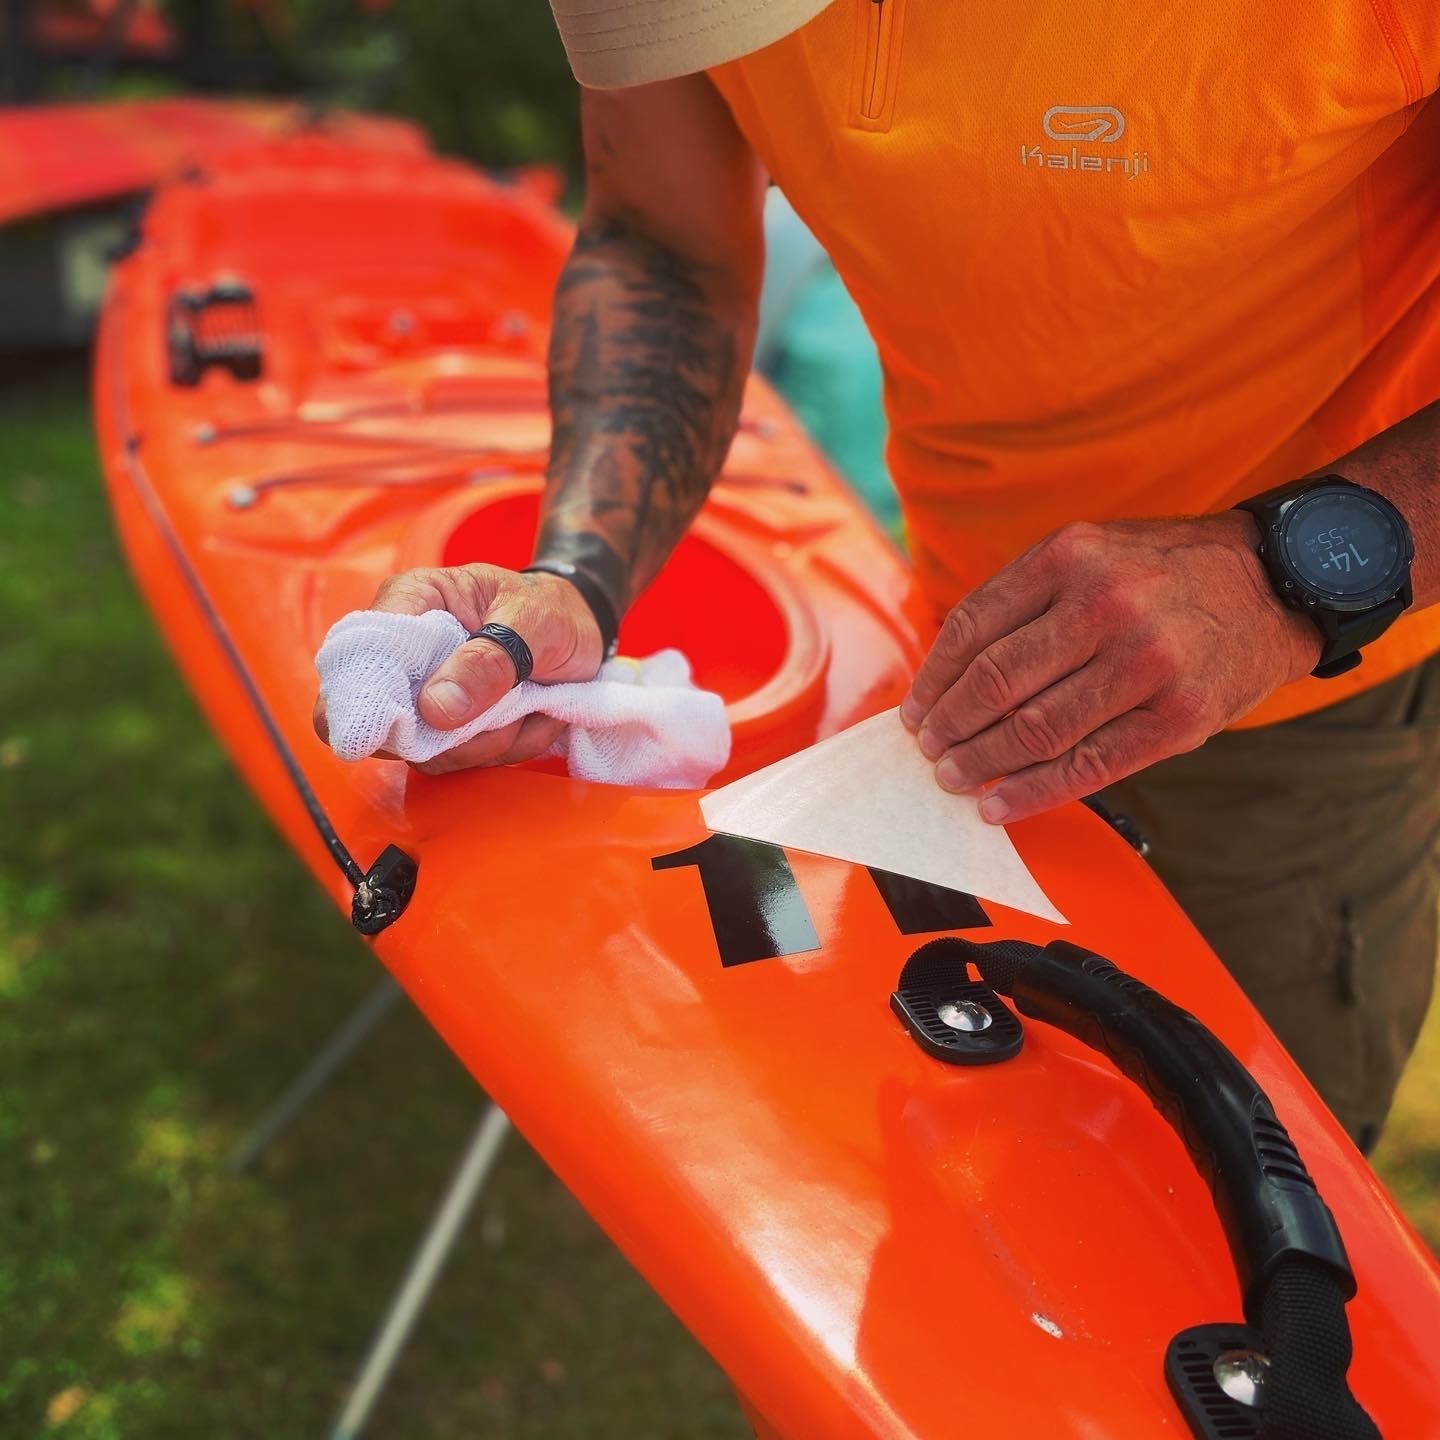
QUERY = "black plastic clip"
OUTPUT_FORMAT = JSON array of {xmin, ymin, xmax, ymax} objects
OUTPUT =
[
  {"xmin": 1081, "ymin": 794, "xmax": 1151, "ymax": 856},
  {"xmin": 1165, "ymin": 1323, "xmax": 1268, "ymax": 1439},
  {"xmin": 168, "ymin": 278, "xmax": 263, "ymax": 387},
  {"xmin": 351, "ymin": 845, "xmax": 419, "ymax": 935},
  {"xmin": 890, "ymin": 937, "xmax": 1023, "ymax": 1065}
]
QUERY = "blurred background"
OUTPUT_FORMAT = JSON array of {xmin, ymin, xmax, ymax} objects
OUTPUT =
[{"xmin": 1, "ymin": 4, "xmax": 1436, "ymax": 1436}]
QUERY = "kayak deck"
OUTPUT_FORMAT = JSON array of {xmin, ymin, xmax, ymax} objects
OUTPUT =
[{"xmin": 95, "ymin": 135, "xmax": 1440, "ymax": 1438}]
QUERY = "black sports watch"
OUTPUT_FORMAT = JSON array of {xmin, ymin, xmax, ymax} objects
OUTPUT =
[
  {"xmin": 522, "ymin": 559, "xmax": 622, "ymax": 660},
  {"xmin": 1235, "ymin": 475, "xmax": 1414, "ymax": 679}
]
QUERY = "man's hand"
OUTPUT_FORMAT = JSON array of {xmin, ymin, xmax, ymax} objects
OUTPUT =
[
  {"xmin": 899, "ymin": 513, "xmax": 1324, "ymax": 823},
  {"xmin": 312, "ymin": 565, "xmax": 604, "ymax": 775}
]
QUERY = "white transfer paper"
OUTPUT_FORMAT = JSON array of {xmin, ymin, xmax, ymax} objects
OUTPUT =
[{"xmin": 701, "ymin": 708, "xmax": 1067, "ymax": 925}]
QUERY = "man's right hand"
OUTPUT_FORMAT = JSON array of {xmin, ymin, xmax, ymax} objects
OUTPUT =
[{"xmin": 312, "ymin": 565, "xmax": 605, "ymax": 775}]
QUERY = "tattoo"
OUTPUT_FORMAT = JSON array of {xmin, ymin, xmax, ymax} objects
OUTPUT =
[{"xmin": 533, "ymin": 219, "xmax": 748, "ymax": 615}]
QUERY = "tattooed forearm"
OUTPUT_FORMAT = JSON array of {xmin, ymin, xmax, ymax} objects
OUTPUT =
[{"xmin": 532, "ymin": 218, "xmax": 755, "ymax": 616}]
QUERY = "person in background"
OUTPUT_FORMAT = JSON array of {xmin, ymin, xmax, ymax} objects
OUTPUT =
[
  {"xmin": 756, "ymin": 188, "xmax": 899, "ymax": 532},
  {"xmin": 323, "ymin": 1, "xmax": 1440, "ymax": 1151}
]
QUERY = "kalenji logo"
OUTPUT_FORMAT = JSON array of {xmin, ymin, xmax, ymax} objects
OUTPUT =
[
  {"xmin": 1042, "ymin": 105, "xmax": 1126, "ymax": 143},
  {"xmin": 1021, "ymin": 104, "xmax": 1149, "ymax": 180}
]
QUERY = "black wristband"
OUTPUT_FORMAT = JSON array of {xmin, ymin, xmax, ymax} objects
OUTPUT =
[{"xmin": 522, "ymin": 561, "xmax": 622, "ymax": 659}]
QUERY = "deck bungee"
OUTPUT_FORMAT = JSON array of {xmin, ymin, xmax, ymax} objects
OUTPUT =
[{"xmin": 96, "ymin": 133, "xmax": 1440, "ymax": 1438}]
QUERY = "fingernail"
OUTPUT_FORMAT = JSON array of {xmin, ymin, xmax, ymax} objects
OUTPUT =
[
  {"xmin": 899, "ymin": 699, "xmax": 922, "ymax": 730},
  {"xmin": 935, "ymin": 757, "xmax": 965, "ymax": 791},
  {"xmin": 979, "ymin": 794, "xmax": 1011, "ymax": 825},
  {"xmin": 917, "ymin": 727, "xmax": 944, "ymax": 760},
  {"xmin": 423, "ymin": 679, "xmax": 472, "ymax": 722}
]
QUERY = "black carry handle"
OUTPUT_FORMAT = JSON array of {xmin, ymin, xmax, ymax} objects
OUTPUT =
[{"xmin": 919, "ymin": 937, "xmax": 1380, "ymax": 1440}]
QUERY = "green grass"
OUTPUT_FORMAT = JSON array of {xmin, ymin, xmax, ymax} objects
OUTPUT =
[
  {"xmin": 0, "ymin": 357, "xmax": 748, "ymax": 1439},
  {"xmin": 1, "ymin": 360, "xmax": 1437, "ymax": 1440}
]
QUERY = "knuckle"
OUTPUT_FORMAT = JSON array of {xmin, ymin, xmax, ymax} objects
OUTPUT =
[
  {"xmin": 373, "ymin": 567, "xmax": 439, "ymax": 609},
  {"xmin": 938, "ymin": 603, "xmax": 979, "ymax": 660},
  {"xmin": 1009, "ymin": 703, "xmax": 1064, "ymax": 763},
  {"xmin": 1102, "ymin": 580, "xmax": 1140, "ymax": 620},
  {"xmin": 461, "ymin": 640, "xmax": 517, "ymax": 683},
  {"xmin": 1048, "ymin": 520, "xmax": 1104, "ymax": 567},
  {"xmin": 967, "ymin": 650, "xmax": 1015, "ymax": 714},
  {"xmin": 1061, "ymin": 738, "xmax": 1113, "ymax": 794},
  {"xmin": 1160, "ymin": 684, "xmax": 1210, "ymax": 735},
  {"xmin": 1133, "ymin": 628, "xmax": 1184, "ymax": 678}
]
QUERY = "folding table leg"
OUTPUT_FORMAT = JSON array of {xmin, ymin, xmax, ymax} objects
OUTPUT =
[
  {"xmin": 226, "ymin": 975, "xmax": 404, "ymax": 1173},
  {"xmin": 327, "ymin": 1103, "xmax": 513, "ymax": 1440}
]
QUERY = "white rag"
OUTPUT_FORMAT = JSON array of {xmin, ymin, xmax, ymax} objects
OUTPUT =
[{"xmin": 314, "ymin": 609, "xmax": 731, "ymax": 789}]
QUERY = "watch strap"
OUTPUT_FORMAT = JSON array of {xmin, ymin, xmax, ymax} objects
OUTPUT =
[
  {"xmin": 1311, "ymin": 594, "xmax": 1409, "ymax": 679},
  {"xmin": 522, "ymin": 560, "xmax": 622, "ymax": 659}
]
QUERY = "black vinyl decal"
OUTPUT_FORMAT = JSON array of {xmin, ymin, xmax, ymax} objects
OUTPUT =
[
  {"xmin": 866, "ymin": 867, "xmax": 990, "ymax": 934},
  {"xmin": 652, "ymin": 835, "xmax": 820, "ymax": 967}
]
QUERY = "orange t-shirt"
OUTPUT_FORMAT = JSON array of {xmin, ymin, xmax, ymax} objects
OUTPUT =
[{"xmin": 710, "ymin": 0, "xmax": 1440, "ymax": 726}]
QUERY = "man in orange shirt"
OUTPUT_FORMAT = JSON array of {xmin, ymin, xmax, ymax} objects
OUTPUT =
[{"xmin": 321, "ymin": 1, "xmax": 1440, "ymax": 1149}]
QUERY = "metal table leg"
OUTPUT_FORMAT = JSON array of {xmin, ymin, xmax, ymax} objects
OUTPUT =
[
  {"xmin": 327, "ymin": 1104, "xmax": 513, "ymax": 1440},
  {"xmin": 227, "ymin": 975, "xmax": 404, "ymax": 1174}
]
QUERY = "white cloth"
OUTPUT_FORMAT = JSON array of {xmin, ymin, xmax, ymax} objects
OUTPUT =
[{"xmin": 315, "ymin": 609, "xmax": 731, "ymax": 789}]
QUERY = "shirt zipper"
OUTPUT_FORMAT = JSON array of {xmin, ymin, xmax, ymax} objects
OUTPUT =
[{"xmin": 853, "ymin": 0, "xmax": 903, "ymax": 130}]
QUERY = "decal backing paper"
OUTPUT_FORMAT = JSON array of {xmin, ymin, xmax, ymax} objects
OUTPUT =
[{"xmin": 701, "ymin": 709, "xmax": 1066, "ymax": 925}]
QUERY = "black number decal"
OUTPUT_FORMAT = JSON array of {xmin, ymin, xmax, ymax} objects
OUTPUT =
[
  {"xmin": 866, "ymin": 867, "xmax": 990, "ymax": 934},
  {"xmin": 652, "ymin": 835, "xmax": 820, "ymax": 967}
]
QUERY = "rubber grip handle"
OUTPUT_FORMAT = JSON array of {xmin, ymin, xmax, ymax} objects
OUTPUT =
[{"xmin": 1012, "ymin": 941, "xmax": 1354, "ymax": 1320}]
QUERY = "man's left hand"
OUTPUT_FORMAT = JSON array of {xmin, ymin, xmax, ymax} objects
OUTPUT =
[{"xmin": 899, "ymin": 513, "xmax": 1324, "ymax": 824}]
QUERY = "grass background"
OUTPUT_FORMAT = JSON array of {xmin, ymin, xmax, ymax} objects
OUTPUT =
[
  {"xmin": 0, "ymin": 357, "xmax": 748, "ymax": 1438},
  {"xmin": 1, "ymin": 357, "xmax": 1437, "ymax": 1438}
]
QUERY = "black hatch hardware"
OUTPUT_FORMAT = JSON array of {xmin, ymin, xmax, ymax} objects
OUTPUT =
[
  {"xmin": 1165, "ymin": 1325, "xmax": 1266, "ymax": 1440},
  {"xmin": 169, "ymin": 278, "xmax": 263, "ymax": 386},
  {"xmin": 889, "ymin": 937, "xmax": 1023, "ymax": 1065},
  {"xmin": 352, "ymin": 846, "xmax": 420, "ymax": 936}
]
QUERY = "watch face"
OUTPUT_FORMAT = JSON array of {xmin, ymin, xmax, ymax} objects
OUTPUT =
[{"xmin": 1281, "ymin": 489, "xmax": 1404, "ymax": 601}]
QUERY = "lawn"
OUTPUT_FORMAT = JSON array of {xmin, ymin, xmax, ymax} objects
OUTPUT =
[
  {"xmin": 0, "ymin": 357, "xmax": 748, "ymax": 1439},
  {"xmin": 1, "ymin": 358, "xmax": 1436, "ymax": 1439}
]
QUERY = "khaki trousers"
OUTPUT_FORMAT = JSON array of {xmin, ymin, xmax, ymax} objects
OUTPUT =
[{"xmin": 1103, "ymin": 655, "xmax": 1440, "ymax": 1152}]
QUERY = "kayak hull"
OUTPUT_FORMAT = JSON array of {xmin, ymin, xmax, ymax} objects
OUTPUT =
[{"xmin": 96, "ymin": 134, "xmax": 1440, "ymax": 1437}]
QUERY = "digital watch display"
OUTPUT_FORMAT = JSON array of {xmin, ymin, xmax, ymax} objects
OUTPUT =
[
  {"xmin": 1280, "ymin": 490, "xmax": 1406, "ymax": 605},
  {"xmin": 1237, "ymin": 476, "xmax": 1414, "ymax": 680}
]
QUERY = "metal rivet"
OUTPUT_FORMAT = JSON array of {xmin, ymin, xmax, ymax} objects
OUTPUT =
[
  {"xmin": 1214, "ymin": 1350, "xmax": 1269, "ymax": 1409},
  {"xmin": 938, "ymin": 999, "xmax": 992, "ymax": 1032},
  {"xmin": 193, "ymin": 422, "xmax": 217, "ymax": 445},
  {"xmin": 227, "ymin": 484, "xmax": 259, "ymax": 510}
]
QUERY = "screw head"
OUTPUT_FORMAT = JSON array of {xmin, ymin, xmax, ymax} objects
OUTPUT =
[
  {"xmin": 937, "ymin": 999, "xmax": 992, "ymax": 1033},
  {"xmin": 227, "ymin": 484, "xmax": 259, "ymax": 510},
  {"xmin": 1213, "ymin": 1349, "xmax": 1269, "ymax": 1409}
]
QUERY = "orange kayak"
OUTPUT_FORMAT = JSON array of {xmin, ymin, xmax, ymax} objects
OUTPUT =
[
  {"xmin": 0, "ymin": 101, "xmax": 425, "ymax": 228},
  {"xmin": 95, "ymin": 133, "xmax": 1440, "ymax": 1437}
]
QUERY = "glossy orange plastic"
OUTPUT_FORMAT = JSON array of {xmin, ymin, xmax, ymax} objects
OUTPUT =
[
  {"xmin": 95, "ymin": 135, "xmax": 1440, "ymax": 1438},
  {"xmin": 0, "ymin": 101, "xmax": 424, "ymax": 227}
]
